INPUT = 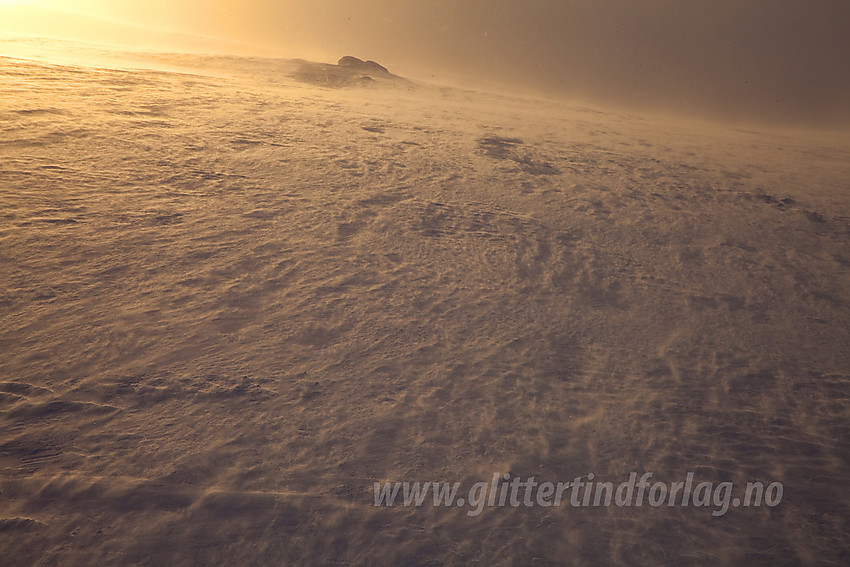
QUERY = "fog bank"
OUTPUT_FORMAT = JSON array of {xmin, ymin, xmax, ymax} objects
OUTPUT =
[{"xmin": 3, "ymin": 1, "xmax": 849, "ymax": 127}]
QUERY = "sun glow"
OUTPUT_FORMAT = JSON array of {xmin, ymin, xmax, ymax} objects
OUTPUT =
[{"xmin": 0, "ymin": 0, "xmax": 267, "ymax": 56}]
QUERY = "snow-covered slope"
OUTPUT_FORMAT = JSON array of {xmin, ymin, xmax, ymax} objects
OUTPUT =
[{"xmin": 1, "ymin": 44, "xmax": 849, "ymax": 565}]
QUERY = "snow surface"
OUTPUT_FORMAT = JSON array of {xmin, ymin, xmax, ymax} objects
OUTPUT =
[{"xmin": 1, "ymin": 39, "xmax": 849, "ymax": 565}]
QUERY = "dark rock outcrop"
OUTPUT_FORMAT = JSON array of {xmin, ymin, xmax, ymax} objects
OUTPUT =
[
  {"xmin": 291, "ymin": 56, "xmax": 400, "ymax": 89},
  {"xmin": 337, "ymin": 56, "xmax": 391, "ymax": 77}
]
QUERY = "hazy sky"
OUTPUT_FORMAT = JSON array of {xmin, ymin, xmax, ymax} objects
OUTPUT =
[{"xmin": 4, "ymin": 1, "xmax": 850, "ymax": 126}]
